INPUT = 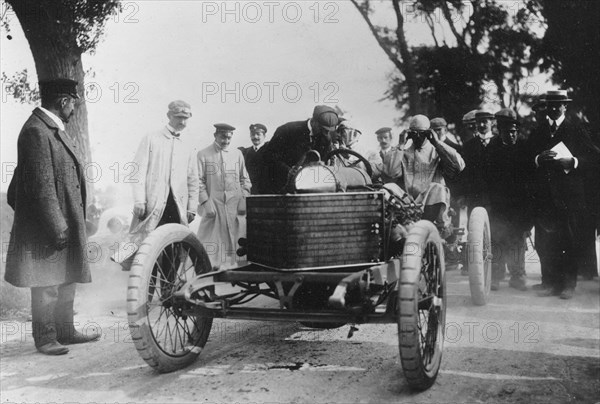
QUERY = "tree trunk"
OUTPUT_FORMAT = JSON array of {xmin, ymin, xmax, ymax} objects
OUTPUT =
[
  {"xmin": 8, "ymin": 0, "xmax": 93, "ymax": 198},
  {"xmin": 392, "ymin": 0, "xmax": 421, "ymax": 116}
]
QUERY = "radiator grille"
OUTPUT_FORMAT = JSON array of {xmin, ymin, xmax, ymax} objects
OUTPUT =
[{"xmin": 246, "ymin": 192, "xmax": 384, "ymax": 270}]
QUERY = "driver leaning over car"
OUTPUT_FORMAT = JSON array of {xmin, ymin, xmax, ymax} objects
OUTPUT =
[
  {"xmin": 379, "ymin": 115, "xmax": 465, "ymax": 233},
  {"xmin": 256, "ymin": 105, "xmax": 339, "ymax": 194}
]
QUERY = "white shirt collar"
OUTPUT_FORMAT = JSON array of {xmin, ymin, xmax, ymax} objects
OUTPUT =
[
  {"xmin": 39, "ymin": 107, "xmax": 65, "ymax": 131},
  {"xmin": 166, "ymin": 124, "xmax": 182, "ymax": 138},
  {"xmin": 214, "ymin": 141, "xmax": 229, "ymax": 152},
  {"xmin": 547, "ymin": 114, "xmax": 565, "ymax": 128}
]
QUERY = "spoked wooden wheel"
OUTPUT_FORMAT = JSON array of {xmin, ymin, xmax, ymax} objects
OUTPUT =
[
  {"xmin": 467, "ymin": 207, "xmax": 492, "ymax": 306},
  {"xmin": 127, "ymin": 224, "xmax": 213, "ymax": 372},
  {"xmin": 398, "ymin": 220, "xmax": 446, "ymax": 391}
]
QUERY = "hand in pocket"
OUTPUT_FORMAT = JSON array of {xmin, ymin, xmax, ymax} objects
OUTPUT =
[{"xmin": 203, "ymin": 200, "xmax": 216, "ymax": 218}]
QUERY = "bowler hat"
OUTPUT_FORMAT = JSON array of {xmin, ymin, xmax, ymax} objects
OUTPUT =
[
  {"xmin": 495, "ymin": 108, "xmax": 520, "ymax": 125},
  {"xmin": 168, "ymin": 100, "xmax": 192, "ymax": 118},
  {"xmin": 544, "ymin": 90, "xmax": 572, "ymax": 103},
  {"xmin": 39, "ymin": 78, "xmax": 79, "ymax": 99},
  {"xmin": 312, "ymin": 105, "xmax": 339, "ymax": 131}
]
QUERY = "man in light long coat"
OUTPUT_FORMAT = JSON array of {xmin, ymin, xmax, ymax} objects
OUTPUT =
[
  {"xmin": 197, "ymin": 124, "xmax": 251, "ymax": 268},
  {"xmin": 130, "ymin": 100, "xmax": 199, "ymax": 238}
]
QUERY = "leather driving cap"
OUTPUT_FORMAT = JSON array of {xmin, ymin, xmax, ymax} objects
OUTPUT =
[{"xmin": 312, "ymin": 105, "xmax": 339, "ymax": 131}]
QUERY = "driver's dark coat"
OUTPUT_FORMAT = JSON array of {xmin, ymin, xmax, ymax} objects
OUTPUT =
[
  {"xmin": 5, "ymin": 108, "xmax": 91, "ymax": 287},
  {"xmin": 257, "ymin": 119, "xmax": 331, "ymax": 194}
]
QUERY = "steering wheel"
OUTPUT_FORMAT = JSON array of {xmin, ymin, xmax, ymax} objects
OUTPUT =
[{"xmin": 325, "ymin": 148, "xmax": 373, "ymax": 178}]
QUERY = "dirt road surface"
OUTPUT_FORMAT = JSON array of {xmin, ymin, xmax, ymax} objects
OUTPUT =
[{"xmin": 1, "ymin": 248, "xmax": 599, "ymax": 404}]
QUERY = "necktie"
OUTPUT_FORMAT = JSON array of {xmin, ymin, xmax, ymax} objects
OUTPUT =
[
  {"xmin": 254, "ymin": 146, "xmax": 258, "ymax": 152},
  {"xmin": 170, "ymin": 130, "xmax": 180, "ymax": 138},
  {"xmin": 550, "ymin": 121, "xmax": 557, "ymax": 134}
]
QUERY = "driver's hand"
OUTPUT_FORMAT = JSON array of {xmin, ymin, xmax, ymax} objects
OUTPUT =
[
  {"xmin": 288, "ymin": 165, "xmax": 302, "ymax": 181},
  {"xmin": 429, "ymin": 129, "xmax": 440, "ymax": 145}
]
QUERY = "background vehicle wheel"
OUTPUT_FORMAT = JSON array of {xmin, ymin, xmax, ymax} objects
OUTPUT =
[
  {"xmin": 397, "ymin": 220, "xmax": 446, "ymax": 391},
  {"xmin": 127, "ymin": 224, "xmax": 213, "ymax": 373},
  {"xmin": 467, "ymin": 207, "xmax": 492, "ymax": 306}
]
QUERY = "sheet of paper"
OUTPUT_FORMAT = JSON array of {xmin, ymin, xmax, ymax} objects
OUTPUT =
[{"xmin": 551, "ymin": 141, "xmax": 573, "ymax": 159}]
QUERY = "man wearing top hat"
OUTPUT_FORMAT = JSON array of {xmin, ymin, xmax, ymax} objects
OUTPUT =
[
  {"xmin": 5, "ymin": 78, "xmax": 101, "ymax": 355},
  {"xmin": 130, "ymin": 100, "xmax": 199, "ymax": 238},
  {"xmin": 257, "ymin": 105, "xmax": 339, "ymax": 194},
  {"xmin": 197, "ymin": 124, "xmax": 251, "ymax": 268},
  {"xmin": 527, "ymin": 90, "xmax": 600, "ymax": 299},
  {"xmin": 238, "ymin": 123, "xmax": 268, "ymax": 194},
  {"xmin": 486, "ymin": 109, "xmax": 534, "ymax": 291}
]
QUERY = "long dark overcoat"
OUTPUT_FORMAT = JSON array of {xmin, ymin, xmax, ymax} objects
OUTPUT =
[{"xmin": 5, "ymin": 108, "xmax": 91, "ymax": 287}]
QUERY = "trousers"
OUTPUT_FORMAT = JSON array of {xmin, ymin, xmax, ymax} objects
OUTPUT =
[{"xmin": 31, "ymin": 282, "xmax": 76, "ymax": 347}]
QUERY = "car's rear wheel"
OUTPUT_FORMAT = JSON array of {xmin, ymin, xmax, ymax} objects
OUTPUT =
[
  {"xmin": 127, "ymin": 224, "xmax": 213, "ymax": 372},
  {"xmin": 398, "ymin": 220, "xmax": 446, "ymax": 391}
]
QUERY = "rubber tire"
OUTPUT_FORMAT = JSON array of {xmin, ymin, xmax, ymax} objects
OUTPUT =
[
  {"xmin": 467, "ymin": 207, "xmax": 491, "ymax": 306},
  {"xmin": 127, "ymin": 224, "xmax": 213, "ymax": 373},
  {"xmin": 397, "ymin": 220, "xmax": 446, "ymax": 391}
]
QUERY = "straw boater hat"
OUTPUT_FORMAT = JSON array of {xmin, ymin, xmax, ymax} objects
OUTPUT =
[{"xmin": 543, "ymin": 90, "xmax": 572, "ymax": 103}]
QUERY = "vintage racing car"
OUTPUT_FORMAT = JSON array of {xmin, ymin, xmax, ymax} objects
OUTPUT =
[{"xmin": 122, "ymin": 148, "xmax": 491, "ymax": 391}]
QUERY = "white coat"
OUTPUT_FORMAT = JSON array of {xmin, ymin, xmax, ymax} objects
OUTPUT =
[
  {"xmin": 197, "ymin": 143, "xmax": 251, "ymax": 267},
  {"xmin": 130, "ymin": 127, "xmax": 199, "ymax": 235}
]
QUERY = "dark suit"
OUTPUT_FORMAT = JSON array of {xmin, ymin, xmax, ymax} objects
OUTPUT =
[
  {"xmin": 486, "ymin": 136, "xmax": 534, "ymax": 280},
  {"xmin": 527, "ymin": 117, "xmax": 600, "ymax": 291},
  {"xmin": 239, "ymin": 142, "xmax": 268, "ymax": 194},
  {"xmin": 5, "ymin": 107, "xmax": 90, "ymax": 347},
  {"xmin": 257, "ymin": 120, "xmax": 332, "ymax": 194},
  {"xmin": 458, "ymin": 135, "xmax": 497, "ymax": 211}
]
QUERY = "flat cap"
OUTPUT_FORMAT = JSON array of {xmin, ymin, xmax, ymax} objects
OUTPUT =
[
  {"xmin": 168, "ymin": 100, "xmax": 192, "ymax": 117},
  {"xmin": 249, "ymin": 123, "xmax": 267, "ymax": 133},
  {"xmin": 375, "ymin": 127, "xmax": 392, "ymax": 135},
  {"xmin": 409, "ymin": 115, "xmax": 430, "ymax": 131},
  {"xmin": 475, "ymin": 109, "xmax": 495, "ymax": 120},
  {"xmin": 430, "ymin": 117, "xmax": 447, "ymax": 129},
  {"xmin": 495, "ymin": 108, "xmax": 519, "ymax": 125},
  {"xmin": 462, "ymin": 109, "xmax": 478, "ymax": 123},
  {"xmin": 312, "ymin": 105, "xmax": 339, "ymax": 131},
  {"xmin": 39, "ymin": 78, "xmax": 79, "ymax": 99},
  {"xmin": 214, "ymin": 123, "xmax": 236, "ymax": 132}
]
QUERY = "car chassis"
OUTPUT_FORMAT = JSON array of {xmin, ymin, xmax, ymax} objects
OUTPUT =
[{"xmin": 123, "ymin": 150, "xmax": 491, "ymax": 392}]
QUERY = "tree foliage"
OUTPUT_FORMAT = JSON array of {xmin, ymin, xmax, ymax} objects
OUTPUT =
[
  {"xmin": 539, "ymin": 0, "xmax": 600, "ymax": 130},
  {"xmin": 2, "ymin": 0, "xmax": 122, "ymax": 198},
  {"xmin": 352, "ymin": 0, "xmax": 545, "ymax": 126}
]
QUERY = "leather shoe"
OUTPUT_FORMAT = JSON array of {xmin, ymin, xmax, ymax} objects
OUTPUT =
[
  {"xmin": 537, "ymin": 288, "xmax": 560, "ymax": 297},
  {"xmin": 509, "ymin": 277, "xmax": 528, "ymax": 291},
  {"xmin": 37, "ymin": 341, "xmax": 69, "ymax": 355},
  {"xmin": 559, "ymin": 287, "xmax": 574, "ymax": 300},
  {"xmin": 58, "ymin": 330, "xmax": 101, "ymax": 345}
]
